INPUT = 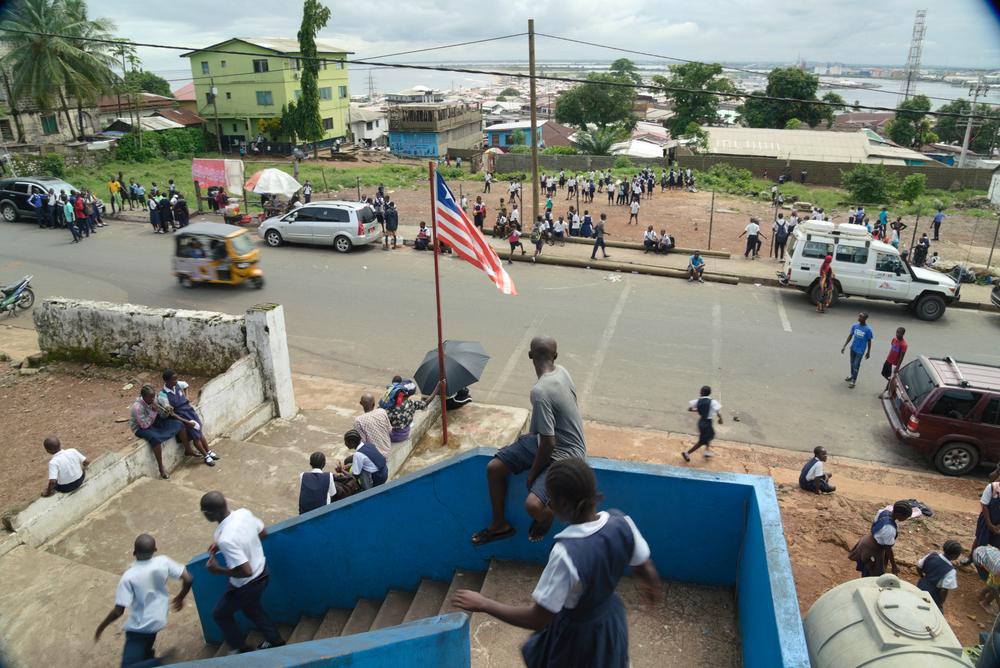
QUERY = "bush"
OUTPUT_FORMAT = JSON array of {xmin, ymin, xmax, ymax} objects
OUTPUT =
[
  {"xmin": 898, "ymin": 173, "xmax": 926, "ymax": 203},
  {"xmin": 695, "ymin": 163, "xmax": 755, "ymax": 194},
  {"xmin": 494, "ymin": 171, "xmax": 528, "ymax": 182},
  {"xmin": 40, "ymin": 154, "xmax": 66, "ymax": 177},
  {"xmin": 612, "ymin": 155, "xmax": 633, "ymax": 169},
  {"xmin": 436, "ymin": 166, "xmax": 465, "ymax": 180},
  {"xmin": 543, "ymin": 146, "xmax": 578, "ymax": 155},
  {"xmin": 115, "ymin": 128, "xmax": 205, "ymax": 163},
  {"xmin": 507, "ymin": 145, "xmax": 531, "ymax": 154},
  {"xmin": 841, "ymin": 163, "xmax": 899, "ymax": 204}
]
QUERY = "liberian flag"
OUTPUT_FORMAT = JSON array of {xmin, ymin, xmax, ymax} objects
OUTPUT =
[{"xmin": 433, "ymin": 171, "xmax": 517, "ymax": 296}]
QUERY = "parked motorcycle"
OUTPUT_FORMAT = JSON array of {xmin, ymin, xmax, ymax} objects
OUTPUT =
[{"xmin": 0, "ymin": 275, "xmax": 34, "ymax": 316}]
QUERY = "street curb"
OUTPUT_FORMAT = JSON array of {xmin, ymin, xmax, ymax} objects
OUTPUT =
[
  {"xmin": 499, "ymin": 249, "xmax": 740, "ymax": 285},
  {"xmin": 562, "ymin": 235, "xmax": 730, "ymax": 258}
]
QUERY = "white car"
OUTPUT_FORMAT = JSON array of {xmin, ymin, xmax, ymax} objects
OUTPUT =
[
  {"xmin": 779, "ymin": 221, "xmax": 960, "ymax": 321},
  {"xmin": 258, "ymin": 201, "xmax": 381, "ymax": 253}
]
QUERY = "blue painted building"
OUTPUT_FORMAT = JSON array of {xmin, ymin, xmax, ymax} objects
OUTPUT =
[
  {"xmin": 387, "ymin": 103, "xmax": 482, "ymax": 158},
  {"xmin": 180, "ymin": 450, "xmax": 809, "ymax": 667}
]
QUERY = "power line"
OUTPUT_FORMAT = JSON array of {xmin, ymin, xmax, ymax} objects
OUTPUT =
[
  {"xmin": 535, "ymin": 32, "xmax": 998, "ymax": 108},
  {"xmin": 0, "ymin": 27, "xmax": 995, "ymax": 121},
  {"xmin": 359, "ymin": 33, "xmax": 527, "ymax": 60}
]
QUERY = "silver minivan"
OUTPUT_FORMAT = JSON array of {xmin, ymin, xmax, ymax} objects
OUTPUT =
[{"xmin": 258, "ymin": 201, "xmax": 380, "ymax": 253}]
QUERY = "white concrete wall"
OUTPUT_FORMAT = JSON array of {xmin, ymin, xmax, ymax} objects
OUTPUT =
[
  {"xmin": 245, "ymin": 304, "xmax": 297, "ymax": 418},
  {"xmin": 5, "ymin": 355, "xmax": 272, "ymax": 549},
  {"xmin": 34, "ymin": 299, "xmax": 248, "ymax": 376}
]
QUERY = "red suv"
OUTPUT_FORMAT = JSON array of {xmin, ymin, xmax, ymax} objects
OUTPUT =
[{"xmin": 883, "ymin": 356, "xmax": 1000, "ymax": 476}]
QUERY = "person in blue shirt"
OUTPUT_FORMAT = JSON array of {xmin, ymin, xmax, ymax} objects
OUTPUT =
[
  {"xmin": 932, "ymin": 209, "xmax": 945, "ymax": 241},
  {"xmin": 841, "ymin": 312, "xmax": 874, "ymax": 388},
  {"xmin": 687, "ymin": 252, "xmax": 705, "ymax": 283}
]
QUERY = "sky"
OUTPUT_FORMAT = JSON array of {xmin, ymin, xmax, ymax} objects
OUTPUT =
[{"xmin": 82, "ymin": 0, "xmax": 1000, "ymax": 82}]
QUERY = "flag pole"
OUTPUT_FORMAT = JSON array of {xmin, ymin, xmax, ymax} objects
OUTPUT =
[{"xmin": 429, "ymin": 161, "xmax": 449, "ymax": 445}]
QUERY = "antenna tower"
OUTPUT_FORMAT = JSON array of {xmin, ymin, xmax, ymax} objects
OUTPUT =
[
  {"xmin": 898, "ymin": 9, "xmax": 927, "ymax": 103},
  {"xmin": 367, "ymin": 70, "xmax": 375, "ymax": 102}
]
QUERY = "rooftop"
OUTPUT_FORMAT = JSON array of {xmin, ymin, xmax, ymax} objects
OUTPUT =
[
  {"xmin": 701, "ymin": 126, "xmax": 931, "ymax": 165},
  {"xmin": 484, "ymin": 120, "xmax": 546, "ymax": 132},
  {"xmin": 152, "ymin": 108, "xmax": 205, "ymax": 126},
  {"xmin": 179, "ymin": 37, "xmax": 353, "ymax": 58},
  {"xmin": 349, "ymin": 105, "xmax": 386, "ymax": 123},
  {"xmin": 95, "ymin": 92, "xmax": 175, "ymax": 111},
  {"xmin": 172, "ymin": 82, "xmax": 195, "ymax": 101}
]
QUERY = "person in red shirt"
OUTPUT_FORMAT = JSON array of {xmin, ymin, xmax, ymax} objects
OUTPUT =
[
  {"xmin": 881, "ymin": 327, "xmax": 908, "ymax": 393},
  {"xmin": 73, "ymin": 192, "xmax": 89, "ymax": 237}
]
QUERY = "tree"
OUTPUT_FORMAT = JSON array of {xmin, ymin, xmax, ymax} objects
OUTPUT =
[
  {"xmin": 652, "ymin": 62, "xmax": 734, "ymax": 137},
  {"xmin": 933, "ymin": 100, "xmax": 1000, "ymax": 155},
  {"xmin": 296, "ymin": 0, "xmax": 331, "ymax": 157},
  {"xmin": 898, "ymin": 173, "xmax": 926, "ymax": 204},
  {"xmin": 841, "ymin": 163, "xmax": 899, "ymax": 204},
  {"xmin": 123, "ymin": 70, "xmax": 171, "ymax": 97},
  {"xmin": 784, "ymin": 118, "xmax": 803, "ymax": 129},
  {"xmin": 258, "ymin": 117, "xmax": 281, "ymax": 139},
  {"xmin": 738, "ymin": 67, "xmax": 828, "ymax": 129},
  {"xmin": 0, "ymin": 0, "xmax": 118, "ymax": 139},
  {"xmin": 821, "ymin": 92, "xmax": 847, "ymax": 128},
  {"xmin": 571, "ymin": 126, "xmax": 624, "ymax": 156},
  {"xmin": 509, "ymin": 129, "xmax": 526, "ymax": 146},
  {"xmin": 555, "ymin": 72, "xmax": 636, "ymax": 131},
  {"xmin": 886, "ymin": 95, "xmax": 931, "ymax": 148},
  {"xmin": 280, "ymin": 102, "xmax": 300, "ymax": 142},
  {"xmin": 498, "ymin": 87, "xmax": 519, "ymax": 98},
  {"xmin": 680, "ymin": 121, "xmax": 709, "ymax": 151},
  {"xmin": 609, "ymin": 58, "xmax": 642, "ymax": 86}
]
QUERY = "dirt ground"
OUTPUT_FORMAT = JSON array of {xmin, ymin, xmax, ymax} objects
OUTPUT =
[
  {"xmin": 325, "ymin": 176, "xmax": 997, "ymax": 270},
  {"xmin": 0, "ymin": 352, "xmax": 206, "ymax": 517},
  {"xmin": 582, "ymin": 422, "xmax": 996, "ymax": 647}
]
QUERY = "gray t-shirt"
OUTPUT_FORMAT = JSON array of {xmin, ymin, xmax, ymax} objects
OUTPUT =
[
  {"xmin": 529, "ymin": 365, "xmax": 586, "ymax": 460},
  {"xmin": 594, "ymin": 221, "xmax": 605, "ymax": 239}
]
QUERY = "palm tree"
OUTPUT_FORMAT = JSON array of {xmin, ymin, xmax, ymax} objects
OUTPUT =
[
  {"xmin": 0, "ymin": 0, "xmax": 118, "ymax": 139},
  {"xmin": 571, "ymin": 127, "xmax": 624, "ymax": 156}
]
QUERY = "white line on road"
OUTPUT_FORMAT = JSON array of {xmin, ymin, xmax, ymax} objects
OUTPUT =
[
  {"xmin": 775, "ymin": 289, "xmax": 793, "ymax": 333},
  {"xmin": 485, "ymin": 313, "xmax": 544, "ymax": 402},
  {"xmin": 579, "ymin": 279, "xmax": 632, "ymax": 413}
]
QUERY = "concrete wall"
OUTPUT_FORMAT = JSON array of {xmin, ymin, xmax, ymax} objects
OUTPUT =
[
  {"xmin": 5, "ymin": 355, "xmax": 273, "ymax": 549},
  {"xmin": 34, "ymin": 299, "xmax": 247, "ymax": 376},
  {"xmin": 180, "ymin": 614, "xmax": 470, "ymax": 667},
  {"xmin": 494, "ymin": 153, "xmax": 994, "ymax": 190},
  {"xmin": 186, "ymin": 450, "xmax": 809, "ymax": 666}
]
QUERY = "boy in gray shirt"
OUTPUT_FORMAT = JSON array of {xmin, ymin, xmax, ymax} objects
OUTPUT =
[{"xmin": 471, "ymin": 337, "xmax": 586, "ymax": 545}]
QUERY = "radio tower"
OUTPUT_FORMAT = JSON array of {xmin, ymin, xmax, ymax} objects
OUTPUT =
[{"xmin": 898, "ymin": 10, "xmax": 927, "ymax": 103}]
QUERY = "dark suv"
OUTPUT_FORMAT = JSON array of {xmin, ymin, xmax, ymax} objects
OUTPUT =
[
  {"xmin": 0, "ymin": 176, "xmax": 80, "ymax": 222},
  {"xmin": 883, "ymin": 356, "xmax": 1000, "ymax": 475}
]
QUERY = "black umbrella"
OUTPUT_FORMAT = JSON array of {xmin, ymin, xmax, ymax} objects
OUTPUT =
[{"xmin": 413, "ymin": 340, "xmax": 490, "ymax": 395}]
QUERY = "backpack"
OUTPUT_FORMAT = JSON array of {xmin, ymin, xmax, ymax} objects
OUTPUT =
[
  {"xmin": 696, "ymin": 396, "xmax": 712, "ymax": 419},
  {"xmin": 380, "ymin": 379, "xmax": 417, "ymax": 409},
  {"xmin": 775, "ymin": 222, "xmax": 788, "ymax": 243}
]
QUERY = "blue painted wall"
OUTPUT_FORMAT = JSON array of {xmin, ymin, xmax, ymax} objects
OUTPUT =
[
  {"xmin": 180, "ymin": 614, "xmax": 469, "ymax": 667},
  {"xmin": 486, "ymin": 127, "xmax": 538, "ymax": 148},
  {"xmin": 389, "ymin": 131, "xmax": 439, "ymax": 157},
  {"xmin": 187, "ymin": 449, "xmax": 808, "ymax": 666}
]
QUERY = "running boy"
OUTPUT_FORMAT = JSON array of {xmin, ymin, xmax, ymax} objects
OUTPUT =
[
  {"xmin": 508, "ymin": 225, "xmax": 525, "ymax": 264},
  {"xmin": 682, "ymin": 386, "xmax": 723, "ymax": 461}
]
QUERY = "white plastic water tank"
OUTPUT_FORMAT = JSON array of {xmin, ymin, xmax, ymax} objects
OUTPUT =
[
  {"xmin": 804, "ymin": 574, "xmax": 973, "ymax": 667},
  {"xmin": 800, "ymin": 220, "xmax": 835, "ymax": 235},
  {"xmin": 836, "ymin": 223, "xmax": 871, "ymax": 238}
]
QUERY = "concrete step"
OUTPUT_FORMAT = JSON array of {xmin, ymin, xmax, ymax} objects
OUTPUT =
[
  {"xmin": 370, "ymin": 590, "xmax": 415, "ymax": 630},
  {"xmin": 313, "ymin": 608, "xmax": 352, "ymax": 640},
  {"xmin": 340, "ymin": 598, "xmax": 381, "ymax": 636},
  {"xmin": 439, "ymin": 569, "xmax": 487, "ymax": 615},
  {"xmin": 402, "ymin": 578, "xmax": 451, "ymax": 623},
  {"xmin": 286, "ymin": 615, "xmax": 322, "ymax": 644},
  {"xmin": 469, "ymin": 560, "xmax": 541, "ymax": 668}
]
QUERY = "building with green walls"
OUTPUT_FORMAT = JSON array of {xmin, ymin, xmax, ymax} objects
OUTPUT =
[{"xmin": 181, "ymin": 37, "xmax": 352, "ymax": 152}]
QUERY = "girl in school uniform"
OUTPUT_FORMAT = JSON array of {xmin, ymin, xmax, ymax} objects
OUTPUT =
[{"xmin": 452, "ymin": 458, "xmax": 661, "ymax": 668}]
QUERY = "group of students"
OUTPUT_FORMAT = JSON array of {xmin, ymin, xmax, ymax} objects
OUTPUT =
[
  {"xmin": 360, "ymin": 185, "xmax": 400, "ymax": 250},
  {"xmin": 143, "ymin": 181, "xmax": 190, "ymax": 234},
  {"xmin": 29, "ymin": 187, "xmax": 107, "ymax": 242}
]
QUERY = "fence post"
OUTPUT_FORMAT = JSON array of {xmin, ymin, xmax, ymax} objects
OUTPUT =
[
  {"xmin": 321, "ymin": 169, "xmax": 329, "ymax": 194},
  {"xmin": 707, "ymin": 189, "xmax": 715, "ymax": 250},
  {"xmin": 987, "ymin": 214, "xmax": 1000, "ymax": 276}
]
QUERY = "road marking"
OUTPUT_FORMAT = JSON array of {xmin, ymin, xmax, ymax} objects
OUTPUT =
[
  {"xmin": 775, "ymin": 289, "xmax": 793, "ymax": 332},
  {"xmin": 485, "ymin": 313, "xmax": 544, "ymax": 402},
  {"xmin": 712, "ymin": 303, "xmax": 722, "ymax": 400},
  {"xmin": 579, "ymin": 279, "xmax": 632, "ymax": 412}
]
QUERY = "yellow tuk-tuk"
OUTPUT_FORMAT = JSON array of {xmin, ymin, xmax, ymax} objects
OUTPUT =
[{"xmin": 173, "ymin": 222, "xmax": 263, "ymax": 289}]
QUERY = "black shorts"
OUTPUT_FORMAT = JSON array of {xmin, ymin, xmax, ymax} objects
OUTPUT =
[
  {"xmin": 697, "ymin": 418, "xmax": 715, "ymax": 446},
  {"xmin": 881, "ymin": 361, "xmax": 894, "ymax": 379}
]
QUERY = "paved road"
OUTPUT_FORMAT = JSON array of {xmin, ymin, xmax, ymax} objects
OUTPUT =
[{"xmin": 3, "ymin": 220, "xmax": 999, "ymax": 468}]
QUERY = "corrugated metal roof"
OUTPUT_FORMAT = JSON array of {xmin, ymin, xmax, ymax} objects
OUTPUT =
[
  {"xmin": 349, "ymin": 105, "xmax": 386, "ymax": 123},
  {"xmin": 702, "ymin": 127, "xmax": 930, "ymax": 164},
  {"xmin": 180, "ymin": 37, "xmax": 353, "ymax": 57},
  {"xmin": 485, "ymin": 120, "xmax": 545, "ymax": 131}
]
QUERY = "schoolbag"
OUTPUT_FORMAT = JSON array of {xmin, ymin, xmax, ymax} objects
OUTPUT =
[
  {"xmin": 696, "ymin": 396, "xmax": 712, "ymax": 419},
  {"xmin": 775, "ymin": 222, "xmax": 788, "ymax": 242},
  {"xmin": 380, "ymin": 379, "xmax": 417, "ymax": 409}
]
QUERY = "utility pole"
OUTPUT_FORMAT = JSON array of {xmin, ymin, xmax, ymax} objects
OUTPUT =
[
  {"xmin": 528, "ymin": 19, "xmax": 540, "ymax": 232},
  {"xmin": 210, "ymin": 77, "xmax": 222, "ymax": 153},
  {"xmin": 958, "ymin": 78, "xmax": 990, "ymax": 168}
]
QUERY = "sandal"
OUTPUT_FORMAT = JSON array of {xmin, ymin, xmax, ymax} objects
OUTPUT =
[
  {"xmin": 471, "ymin": 525, "xmax": 515, "ymax": 546},
  {"xmin": 528, "ymin": 520, "xmax": 552, "ymax": 543}
]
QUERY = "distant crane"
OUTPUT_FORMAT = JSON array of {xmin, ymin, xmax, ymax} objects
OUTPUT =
[{"xmin": 898, "ymin": 9, "xmax": 927, "ymax": 104}]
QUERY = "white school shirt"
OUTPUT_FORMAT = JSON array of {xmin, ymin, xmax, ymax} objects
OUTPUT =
[
  {"xmin": 872, "ymin": 509, "xmax": 898, "ymax": 546},
  {"xmin": 916, "ymin": 553, "xmax": 958, "ymax": 590},
  {"xmin": 303, "ymin": 184, "xmax": 312, "ymax": 195},
  {"xmin": 351, "ymin": 448, "xmax": 380, "ymax": 475},
  {"xmin": 299, "ymin": 468, "xmax": 338, "ymax": 503},
  {"xmin": 689, "ymin": 398, "xmax": 722, "ymax": 419},
  {"xmin": 48, "ymin": 448, "xmax": 86, "ymax": 484},
  {"xmin": 630, "ymin": 201, "xmax": 640, "ymax": 214},
  {"xmin": 510, "ymin": 208, "xmax": 520, "ymax": 223},
  {"xmin": 644, "ymin": 229, "xmax": 658, "ymax": 242},
  {"xmin": 981, "ymin": 482, "xmax": 1000, "ymax": 505},
  {"xmin": 745, "ymin": 222, "xmax": 760, "ymax": 236},
  {"xmin": 532, "ymin": 512, "xmax": 650, "ymax": 613},
  {"xmin": 804, "ymin": 460, "xmax": 824, "ymax": 481},
  {"xmin": 115, "ymin": 555, "xmax": 185, "ymax": 633},
  {"xmin": 553, "ymin": 220, "xmax": 566, "ymax": 233},
  {"xmin": 570, "ymin": 214, "xmax": 581, "ymax": 230},
  {"xmin": 214, "ymin": 508, "xmax": 266, "ymax": 587}
]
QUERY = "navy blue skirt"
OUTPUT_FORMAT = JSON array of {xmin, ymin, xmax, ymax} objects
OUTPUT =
[
  {"xmin": 521, "ymin": 595, "xmax": 628, "ymax": 668},
  {"xmin": 975, "ymin": 514, "xmax": 1000, "ymax": 549},
  {"xmin": 135, "ymin": 416, "xmax": 183, "ymax": 446}
]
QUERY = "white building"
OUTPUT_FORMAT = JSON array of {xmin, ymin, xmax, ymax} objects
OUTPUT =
[{"xmin": 348, "ymin": 105, "xmax": 387, "ymax": 147}]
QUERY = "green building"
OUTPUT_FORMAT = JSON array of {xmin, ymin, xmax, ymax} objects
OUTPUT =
[{"xmin": 181, "ymin": 37, "xmax": 352, "ymax": 151}]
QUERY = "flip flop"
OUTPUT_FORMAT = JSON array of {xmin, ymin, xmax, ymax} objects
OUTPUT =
[
  {"xmin": 471, "ymin": 526, "xmax": 515, "ymax": 546},
  {"xmin": 528, "ymin": 520, "xmax": 552, "ymax": 543}
]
